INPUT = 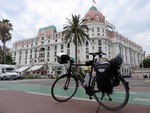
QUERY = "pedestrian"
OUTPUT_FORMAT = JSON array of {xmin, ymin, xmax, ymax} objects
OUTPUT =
[
  {"xmin": 47, "ymin": 71, "xmax": 52, "ymax": 79},
  {"xmin": 143, "ymin": 73, "xmax": 148, "ymax": 79}
]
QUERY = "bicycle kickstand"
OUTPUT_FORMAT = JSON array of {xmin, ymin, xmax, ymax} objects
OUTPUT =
[{"xmin": 95, "ymin": 104, "xmax": 101, "ymax": 113}]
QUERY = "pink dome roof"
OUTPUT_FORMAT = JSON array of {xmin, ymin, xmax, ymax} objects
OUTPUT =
[{"xmin": 84, "ymin": 6, "xmax": 105, "ymax": 23}]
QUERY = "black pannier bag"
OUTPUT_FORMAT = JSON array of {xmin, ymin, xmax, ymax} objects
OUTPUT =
[
  {"xmin": 56, "ymin": 53, "xmax": 70, "ymax": 64},
  {"xmin": 94, "ymin": 54, "xmax": 123, "ymax": 94},
  {"xmin": 109, "ymin": 54, "xmax": 123, "ymax": 87},
  {"xmin": 109, "ymin": 54, "xmax": 123, "ymax": 69},
  {"xmin": 94, "ymin": 62, "xmax": 113, "ymax": 94}
]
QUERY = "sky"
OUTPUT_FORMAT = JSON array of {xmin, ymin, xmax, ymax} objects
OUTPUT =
[{"xmin": 0, "ymin": 0, "xmax": 150, "ymax": 55}]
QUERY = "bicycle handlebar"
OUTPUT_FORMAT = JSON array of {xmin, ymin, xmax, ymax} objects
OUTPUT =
[{"xmin": 89, "ymin": 52, "xmax": 106, "ymax": 57}]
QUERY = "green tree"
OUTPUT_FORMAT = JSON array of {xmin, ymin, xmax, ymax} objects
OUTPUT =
[
  {"xmin": 0, "ymin": 19, "xmax": 13, "ymax": 63},
  {"xmin": 0, "ymin": 47, "xmax": 3, "ymax": 63},
  {"xmin": 63, "ymin": 14, "xmax": 90, "ymax": 72},
  {"xmin": 5, "ymin": 54, "xmax": 16, "ymax": 65},
  {"xmin": 140, "ymin": 58, "xmax": 150, "ymax": 68}
]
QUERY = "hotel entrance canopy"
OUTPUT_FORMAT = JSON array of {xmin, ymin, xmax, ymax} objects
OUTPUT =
[
  {"xmin": 27, "ymin": 65, "xmax": 43, "ymax": 71},
  {"xmin": 16, "ymin": 66, "xmax": 30, "ymax": 72}
]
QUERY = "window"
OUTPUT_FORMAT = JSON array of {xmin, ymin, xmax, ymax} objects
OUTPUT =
[
  {"xmin": 91, "ymin": 18, "xmax": 94, "ymax": 22},
  {"xmin": 86, "ymin": 55, "xmax": 89, "ymax": 59},
  {"xmin": 54, "ymin": 58, "xmax": 57, "ymax": 62},
  {"xmin": 35, "ymin": 54, "xmax": 37, "ymax": 58},
  {"xmin": 96, "ymin": 14, "xmax": 99, "ymax": 18},
  {"xmin": 85, "ymin": 41, "xmax": 89, "ymax": 46},
  {"xmin": 47, "ymin": 52, "xmax": 49, "ymax": 57},
  {"xmin": 98, "ymin": 40, "xmax": 101, "ymax": 45},
  {"xmin": 67, "ymin": 43, "xmax": 70, "ymax": 48},
  {"xmin": 61, "ymin": 44, "xmax": 63, "ymax": 49},
  {"xmin": 92, "ymin": 27, "xmax": 94, "ymax": 32},
  {"xmin": 86, "ymin": 48, "xmax": 89, "ymax": 54},
  {"xmin": 55, "ymin": 46, "xmax": 57, "ymax": 50},
  {"xmin": 35, "ymin": 48, "xmax": 37, "ymax": 53},
  {"xmin": 67, "ymin": 49, "xmax": 70, "ymax": 55},
  {"xmin": 42, "ymin": 37, "xmax": 44, "ymax": 40},
  {"xmin": 102, "ymin": 28, "xmax": 104, "ymax": 33},
  {"xmin": 97, "ymin": 27, "xmax": 100, "ymax": 32},
  {"xmin": 48, "ymin": 46, "xmax": 50, "ymax": 51},
  {"xmin": 98, "ymin": 47, "xmax": 102, "ymax": 52}
]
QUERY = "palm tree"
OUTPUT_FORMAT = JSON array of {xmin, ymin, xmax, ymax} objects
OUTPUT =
[
  {"xmin": 0, "ymin": 46, "xmax": 3, "ymax": 63},
  {"xmin": 63, "ymin": 14, "xmax": 90, "ymax": 73},
  {"xmin": 0, "ymin": 19, "xmax": 13, "ymax": 64}
]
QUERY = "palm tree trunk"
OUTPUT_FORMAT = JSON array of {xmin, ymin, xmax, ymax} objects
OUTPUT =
[
  {"xmin": 75, "ymin": 35, "xmax": 78, "ymax": 75},
  {"xmin": 3, "ymin": 41, "xmax": 6, "ymax": 64}
]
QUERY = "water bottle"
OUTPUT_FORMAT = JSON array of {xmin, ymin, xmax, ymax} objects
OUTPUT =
[{"xmin": 83, "ymin": 72, "xmax": 90, "ymax": 87}]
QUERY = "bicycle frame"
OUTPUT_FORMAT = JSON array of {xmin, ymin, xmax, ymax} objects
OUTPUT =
[{"xmin": 65, "ymin": 54, "xmax": 98, "ymax": 99}]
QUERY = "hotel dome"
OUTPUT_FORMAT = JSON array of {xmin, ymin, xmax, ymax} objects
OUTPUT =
[{"xmin": 84, "ymin": 6, "xmax": 105, "ymax": 23}]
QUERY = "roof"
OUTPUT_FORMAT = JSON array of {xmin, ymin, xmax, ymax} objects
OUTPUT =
[
  {"xmin": 84, "ymin": 6, "xmax": 105, "ymax": 23},
  {"xmin": 39, "ymin": 25, "xmax": 56, "ymax": 31}
]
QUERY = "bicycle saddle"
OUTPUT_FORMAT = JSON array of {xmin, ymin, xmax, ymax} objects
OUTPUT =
[{"xmin": 89, "ymin": 52, "xmax": 106, "ymax": 56}]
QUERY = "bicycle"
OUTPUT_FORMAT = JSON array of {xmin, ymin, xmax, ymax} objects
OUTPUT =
[{"xmin": 51, "ymin": 52, "xmax": 130, "ymax": 111}]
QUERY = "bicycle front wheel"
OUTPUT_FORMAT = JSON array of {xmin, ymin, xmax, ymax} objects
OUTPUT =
[
  {"xmin": 51, "ymin": 74, "xmax": 78, "ymax": 102},
  {"xmin": 92, "ymin": 76, "xmax": 129, "ymax": 111}
]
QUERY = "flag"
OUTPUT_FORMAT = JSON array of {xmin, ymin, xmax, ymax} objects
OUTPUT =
[{"xmin": 93, "ymin": 0, "xmax": 96, "ymax": 4}]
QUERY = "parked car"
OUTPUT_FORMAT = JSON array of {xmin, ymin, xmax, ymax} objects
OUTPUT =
[{"xmin": 14, "ymin": 74, "xmax": 24, "ymax": 80}]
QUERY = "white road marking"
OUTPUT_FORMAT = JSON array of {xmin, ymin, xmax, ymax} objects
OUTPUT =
[
  {"xmin": 25, "ymin": 91, "xmax": 96, "ymax": 102},
  {"xmin": 135, "ymin": 98, "xmax": 150, "ymax": 102},
  {"xmin": 0, "ymin": 88, "xmax": 8, "ymax": 90}
]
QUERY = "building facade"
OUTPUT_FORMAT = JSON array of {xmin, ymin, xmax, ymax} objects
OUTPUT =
[{"xmin": 11, "ymin": 6, "xmax": 145, "ymax": 76}]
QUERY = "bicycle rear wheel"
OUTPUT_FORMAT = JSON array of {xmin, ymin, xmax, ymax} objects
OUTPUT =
[
  {"xmin": 51, "ymin": 74, "xmax": 78, "ymax": 102},
  {"xmin": 92, "ymin": 76, "xmax": 129, "ymax": 111}
]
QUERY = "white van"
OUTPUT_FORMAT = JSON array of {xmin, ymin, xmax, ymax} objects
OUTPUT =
[{"xmin": 0, "ymin": 64, "xmax": 23, "ymax": 80}]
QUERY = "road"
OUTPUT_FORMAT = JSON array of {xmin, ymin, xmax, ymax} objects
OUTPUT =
[{"xmin": 0, "ymin": 78, "xmax": 149, "ymax": 113}]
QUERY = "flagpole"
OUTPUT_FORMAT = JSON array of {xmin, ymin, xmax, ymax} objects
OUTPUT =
[{"xmin": 92, "ymin": 0, "xmax": 96, "ymax": 6}]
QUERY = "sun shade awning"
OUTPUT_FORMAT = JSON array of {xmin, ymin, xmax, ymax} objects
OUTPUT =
[
  {"xmin": 16, "ymin": 66, "xmax": 30, "ymax": 72},
  {"xmin": 27, "ymin": 65, "xmax": 43, "ymax": 71}
]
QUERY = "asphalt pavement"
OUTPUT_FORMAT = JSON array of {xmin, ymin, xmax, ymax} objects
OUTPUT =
[{"xmin": 0, "ymin": 79, "xmax": 149, "ymax": 113}]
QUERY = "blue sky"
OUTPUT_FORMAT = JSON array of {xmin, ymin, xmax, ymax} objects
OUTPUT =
[{"xmin": 0, "ymin": 0, "xmax": 150, "ymax": 55}]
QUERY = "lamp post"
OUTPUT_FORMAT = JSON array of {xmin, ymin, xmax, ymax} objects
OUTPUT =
[{"xmin": 141, "ymin": 51, "xmax": 145, "ymax": 77}]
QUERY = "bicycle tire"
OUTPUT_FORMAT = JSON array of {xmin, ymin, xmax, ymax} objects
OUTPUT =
[
  {"xmin": 51, "ymin": 74, "xmax": 78, "ymax": 102},
  {"xmin": 92, "ymin": 76, "xmax": 129, "ymax": 111}
]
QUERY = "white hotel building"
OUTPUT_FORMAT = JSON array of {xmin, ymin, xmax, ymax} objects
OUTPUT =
[{"xmin": 11, "ymin": 6, "xmax": 145, "ymax": 76}]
